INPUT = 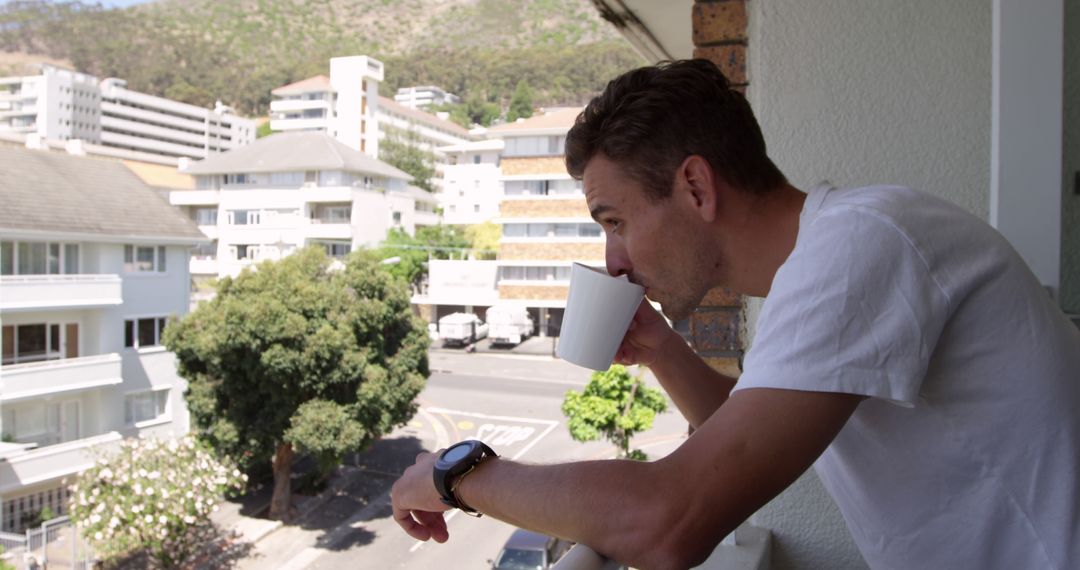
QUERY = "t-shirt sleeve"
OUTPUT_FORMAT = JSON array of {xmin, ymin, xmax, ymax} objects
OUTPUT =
[{"xmin": 732, "ymin": 208, "xmax": 951, "ymax": 406}]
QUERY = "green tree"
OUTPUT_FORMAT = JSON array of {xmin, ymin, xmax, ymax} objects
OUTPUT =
[
  {"xmin": 373, "ymin": 225, "xmax": 471, "ymax": 292},
  {"xmin": 464, "ymin": 222, "xmax": 501, "ymax": 260},
  {"xmin": 0, "ymin": 546, "xmax": 12, "ymax": 570},
  {"xmin": 561, "ymin": 365, "xmax": 668, "ymax": 460},
  {"xmin": 507, "ymin": 78, "xmax": 535, "ymax": 122},
  {"xmin": 379, "ymin": 124, "xmax": 436, "ymax": 192},
  {"xmin": 68, "ymin": 436, "xmax": 246, "ymax": 569},
  {"xmin": 256, "ymin": 120, "xmax": 274, "ymax": 138},
  {"xmin": 163, "ymin": 247, "xmax": 430, "ymax": 520}
]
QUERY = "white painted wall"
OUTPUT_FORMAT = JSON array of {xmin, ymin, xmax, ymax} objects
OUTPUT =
[{"xmin": 746, "ymin": 1, "xmax": 992, "ymax": 567}]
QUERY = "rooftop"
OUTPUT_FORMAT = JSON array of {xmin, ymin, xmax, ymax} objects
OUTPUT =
[
  {"xmin": 438, "ymin": 139, "xmax": 505, "ymax": 153},
  {"xmin": 180, "ymin": 131, "xmax": 412, "ymax": 180},
  {"xmin": 487, "ymin": 108, "xmax": 584, "ymax": 137},
  {"xmin": 377, "ymin": 96, "xmax": 472, "ymax": 137},
  {"xmin": 0, "ymin": 145, "xmax": 205, "ymax": 242},
  {"xmin": 271, "ymin": 75, "xmax": 332, "ymax": 96}
]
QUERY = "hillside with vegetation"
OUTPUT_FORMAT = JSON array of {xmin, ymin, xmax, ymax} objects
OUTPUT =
[{"xmin": 0, "ymin": 0, "xmax": 644, "ymax": 119}]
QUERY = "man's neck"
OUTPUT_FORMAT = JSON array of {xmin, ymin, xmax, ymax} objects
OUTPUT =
[{"xmin": 727, "ymin": 183, "xmax": 806, "ymax": 297}]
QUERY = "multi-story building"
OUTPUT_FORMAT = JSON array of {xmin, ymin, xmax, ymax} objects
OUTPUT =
[
  {"xmin": 376, "ymin": 96, "xmax": 473, "ymax": 193},
  {"xmin": 0, "ymin": 142, "xmax": 204, "ymax": 532},
  {"xmin": 416, "ymin": 108, "xmax": 598, "ymax": 334},
  {"xmin": 269, "ymin": 56, "xmax": 384, "ymax": 157},
  {"xmin": 169, "ymin": 131, "xmax": 436, "ymax": 279},
  {"xmin": 438, "ymin": 139, "xmax": 504, "ymax": 225},
  {"xmin": 393, "ymin": 85, "xmax": 460, "ymax": 110},
  {"xmin": 0, "ymin": 64, "xmax": 255, "ymax": 161}
]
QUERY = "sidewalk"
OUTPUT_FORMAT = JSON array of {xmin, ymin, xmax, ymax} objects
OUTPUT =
[{"xmin": 431, "ymin": 334, "xmax": 559, "ymax": 357}]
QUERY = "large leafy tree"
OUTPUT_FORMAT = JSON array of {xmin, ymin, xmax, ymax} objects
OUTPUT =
[
  {"xmin": 464, "ymin": 222, "xmax": 501, "ymax": 260},
  {"xmin": 562, "ymin": 365, "xmax": 668, "ymax": 460},
  {"xmin": 163, "ymin": 247, "xmax": 430, "ymax": 520}
]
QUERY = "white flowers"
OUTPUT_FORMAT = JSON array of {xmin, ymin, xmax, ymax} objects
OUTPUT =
[{"xmin": 68, "ymin": 435, "xmax": 246, "ymax": 568}]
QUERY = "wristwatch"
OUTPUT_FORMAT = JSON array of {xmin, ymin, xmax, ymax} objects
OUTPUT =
[{"xmin": 433, "ymin": 440, "xmax": 497, "ymax": 516}]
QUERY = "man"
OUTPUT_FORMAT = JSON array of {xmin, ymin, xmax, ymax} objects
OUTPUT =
[{"xmin": 391, "ymin": 60, "xmax": 1080, "ymax": 569}]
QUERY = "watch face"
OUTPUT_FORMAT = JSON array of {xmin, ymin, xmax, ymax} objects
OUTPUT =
[{"xmin": 442, "ymin": 442, "xmax": 473, "ymax": 463}]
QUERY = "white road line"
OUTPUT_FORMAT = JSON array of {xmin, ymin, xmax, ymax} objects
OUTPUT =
[
  {"xmin": 409, "ymin": 408, "xmax": 560, "ymax": 554},
  {"xmin": 418, "ymin": 407, "xmax": 451, "ymax": 450}
]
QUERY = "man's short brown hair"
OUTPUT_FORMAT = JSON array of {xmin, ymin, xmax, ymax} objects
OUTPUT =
[{"xmin": 566, "ymin": 59, "xmax": 786, "ymax": 201}]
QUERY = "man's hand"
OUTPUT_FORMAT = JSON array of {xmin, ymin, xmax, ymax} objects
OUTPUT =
[
  {"xmin": 613, "ymin": 301, "xmax": 679, "ymax": 367},
  {"xmin": 391, "ymin": 451, "xmax": 451, "ymax": 543}
]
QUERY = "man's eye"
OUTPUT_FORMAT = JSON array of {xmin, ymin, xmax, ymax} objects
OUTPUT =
[{"xmin": 604, "ymin": 219, "xmax": 621, "ymax": 232}]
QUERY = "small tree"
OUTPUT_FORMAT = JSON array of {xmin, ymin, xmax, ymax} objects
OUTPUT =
[
  {"xmin": 69, "ymin": 437, "xmax": 246, "ymax": 569},
  {"xmin": 373, "ymin": 225, "xmax": 471, "ymax": 292},
  {"xmin": 463, "ymin": 222, "xmax": 500, "ymax": 260},
  {"xmin": 562, "ymin": 365, "xmax": 668, "ymax": 460},
  {"xmin": 0, "ymin": 546, "xmax": 13, "ymax": 570},
  {"xmin": 506, "ymin": 78, "xmax": 534, "ymax": 122},
  {"xmin": 164, "ymin": 247, "xmax": 430, "ymax": 520}
]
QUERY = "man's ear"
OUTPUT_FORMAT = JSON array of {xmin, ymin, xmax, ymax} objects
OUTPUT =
[{"xmin": 678, "ymin": 155, "xmax": 718, "ymax": 223}]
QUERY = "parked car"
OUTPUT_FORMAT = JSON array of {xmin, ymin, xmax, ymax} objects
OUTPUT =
[
  {"xmin": 437, "ymin": 312, "xmax": 489, "ymax": 347},
  {"xmin": 491, "ymin": 529, "xmax": 573, "ymax": 570},
  {"xmin": 487, "ymin": 303, "xmax": 534, "ymax": 346}
]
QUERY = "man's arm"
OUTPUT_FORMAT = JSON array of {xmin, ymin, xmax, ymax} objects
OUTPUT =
[
  {"xmin": 391, "ymin": 387, "xmax": 863, "ymax": 569},
  {"xmin": 615, "ymin": 301, "xmax": 735, "ymax": 429}
]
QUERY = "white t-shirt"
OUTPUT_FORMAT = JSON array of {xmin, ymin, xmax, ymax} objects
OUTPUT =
[{"xmin": 732, "ymin": 185, "xmax": 1080, "ymax": 569}]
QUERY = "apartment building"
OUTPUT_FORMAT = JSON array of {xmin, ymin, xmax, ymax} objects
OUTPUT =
[
  {"xmin": 376, "ymin": 95, "xmax": 473, "ymax": 193},
  {"xmin": 0, "ymin": 64, "xmax": 255, "ymax": 161},
  {"xmin": 439, "ymin": 139, "xmax": 505, "ymax": 225},
  {"xmin": 416, "ymin": 108, "xmax": 599, "ymax": 334},
  {"xmin": 0, "ymin": 143, "xmax": 204, "ymax": 533},
  {"xmin": 269, "ymin": 56, "xmax": 384, "ymax": 157},
  {"xmin": 170, "ymin": 131, "xmax": 435, "ymax": 279},
  {"xmin": 393, "ymin": 85, "xmax": 461, "ymax": 110}
]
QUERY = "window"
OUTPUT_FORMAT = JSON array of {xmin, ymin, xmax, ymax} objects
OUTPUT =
[
  {"xmin": 323, "ymin": 243, "xmax": 351, "ymax": 258},
  {"xmin": 503, "ymin": 224, "xmax": 526, "ymax": 237},
  {"xmin": 318, "ymin": 170, "xmax": 352, "ymax": 187},
  {"xmin": 124, "ymin": 317, "xmax": 168, "ymax": 349},
  {"xmin": 501, "ymin": 266, "xmax": 524, "ymax": 280},
  {"xmin": 580, "ymin": 223, "xmax": 602, "ymax": 237},
  {"xmin": 392, "ymin": 211, "xmax": 402, "ymax": 224},
  {"xmin": 193, "ymin": 208, "xmax": 218, "ymax": 225},
  {"xmin": 234, "ymin": 244, "xmax": 255, "ymax": 260},
  {"xmin": 192, "ymin": 241, "xmax": 216, "ymax": 260},
  {"xmin": 224, "ymin": 173, "xmax": 253, "ymax": 185},
  {"xmin": 504, "ymin": 136, "xmax": 566, "ymax": 157},
  {"xmin": 2, "ymin": 323, "xmax": 65, "ymax": 364},
  {"xmin": 1, "ymin": 241, "xmax": 11, "ymax": 275},
  {"xmin": 269, "ymin": 171, "xmax": 305, "ymax": 186},
  {"xmin": 124, "ymin": 245, "xmax": 166, "ymax": 272},
  {"xmin": 124, "ymin": 390, "xmax": 168, "ymax": 424},
  {"xmin": 527, "ymin": 223, "xmax": 551, "ymax": 238},
  {"xmin": 473, "ymin": 154, "xmax": 481, "ymax": 164},
  {"xmin": 474, "ymin": 204, "xmax": 480, "ymax": 213},
  {"xmin": 64, "ymin": 244, "xmax": 78, "ymax": 273},
  {"xmin": 17, "ymin": 242, "xmax": 46, "ymax": 274},
  {"xmin": 228, "ymin": 210, "xmax": 260, "ymax": 225}
]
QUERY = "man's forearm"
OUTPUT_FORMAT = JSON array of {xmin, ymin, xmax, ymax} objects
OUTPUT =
[{"xmin": 649, "ymin": 331, "xmax": 736, "ymax": 428}]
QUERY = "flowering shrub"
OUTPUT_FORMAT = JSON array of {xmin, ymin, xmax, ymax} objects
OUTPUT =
[{"xmin": 69, "ymin": 437, "xmax": 247, "ymax": 568}]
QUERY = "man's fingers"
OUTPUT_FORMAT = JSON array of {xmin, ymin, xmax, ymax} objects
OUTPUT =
[
  {"xmin": 414, "ymin": 510, "xmax": 450, "ymax": 543},
  {"xmin": 392, "ymin": 505, "xmax": 432, "ymax": 541}
]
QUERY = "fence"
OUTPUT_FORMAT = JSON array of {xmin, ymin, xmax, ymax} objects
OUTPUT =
[{"xmin": 0, "ymin": 517, "xmax": 95, "ymax": 570}]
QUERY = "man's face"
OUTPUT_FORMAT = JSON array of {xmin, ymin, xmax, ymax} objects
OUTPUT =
[{"xmin": 583, "ymin": 154, "xmax": 715, "ymax": 321}]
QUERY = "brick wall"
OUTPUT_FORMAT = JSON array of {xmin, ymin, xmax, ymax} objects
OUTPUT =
[
  {"xmin": 499, "ymin": 284, "xmax": 570, "ymax": 301},
  {"xmin": 499, "ymin": 242, "xmax": 605, "ymax": 261},
  {"xmin": 501, "ymin": 156, "xmax": 568, "ymax": 176},
  {"xmin": 500, "ymin": 198, "xmax": 590, "ymax": 218},
  {"xmin": 691, "ymin": 0, "xmax": 749, "ymax": 377}
]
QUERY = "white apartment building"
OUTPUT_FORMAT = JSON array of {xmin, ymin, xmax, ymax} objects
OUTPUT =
[
  {"xmin": 170, "ymin": 131, "xmax": 437, "ymax": 279},
  {"xmin": 393, "ymin": 85, "xmax": 460, "ymax": 110},
  {"xmin": 376, "ymin": 96, "xmax": 473, "ymax": 193},
  {"xmin": 269, "ymin": 56, "xmax": 384, "ymax": 157},
  {"xmin": 0, "ymin": 64, "xmax": 255, "ymax": 161},
  {"xmin": 0, "ymin": 143, "xmax": 204, "ymax": 533},
  {"xmin": 417, "ymin": 108, "xmax": 600, "ymax": 334},
  {"xmin": 439, "ymin": 139, "xmax": 504, "ymax": 225}
]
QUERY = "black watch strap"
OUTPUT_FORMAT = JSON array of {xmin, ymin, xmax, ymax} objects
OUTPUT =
[{"xmin": 434, "ymin": 440, "xmax": 497, "ymax": 514}]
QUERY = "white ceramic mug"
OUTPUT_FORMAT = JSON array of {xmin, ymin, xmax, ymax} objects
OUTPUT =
[{"xmin": 556, "ymin": 262, "xmax": 645, "ymax": 370}]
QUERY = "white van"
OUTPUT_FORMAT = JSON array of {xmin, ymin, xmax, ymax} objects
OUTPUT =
[
  {"xmin": 486, "ymin": 304, "xmax": 534, "ymax": 346},
  {"xmin": 438, "ymin": 312, "xmax": 489, "ymax": 347}
]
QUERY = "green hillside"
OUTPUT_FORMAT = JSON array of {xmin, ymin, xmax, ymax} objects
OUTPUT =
[{"xmin": 0, "ymin": 0, "xmax": 644, "ymax": 117}]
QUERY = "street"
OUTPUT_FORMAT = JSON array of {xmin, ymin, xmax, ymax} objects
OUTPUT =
[{"xmin": 234, "ymin": 348, "xmax": 689, "ymax": 569}]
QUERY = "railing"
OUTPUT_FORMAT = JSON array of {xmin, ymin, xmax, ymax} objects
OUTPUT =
[
  {"xmin": 0, "ymin": 274, "xmax": 117, "ymax": 284},
  {"xmin": 1, "ymin": 353, "xmax": 117, "ymax": 372},
  {"xmin": 0, "ymin": 274, "xmax": 122, "ymax": 312},
  {"xmin": 0, "ymin": 517, "xmax": 95, "ymax": 570},
  {"xmin": 1, "ymin": 353, "xmax": 123, "ymax": 403},
  {"xmin": 551, "ymin": 524, "xmax": 770, "ymax": 570}
]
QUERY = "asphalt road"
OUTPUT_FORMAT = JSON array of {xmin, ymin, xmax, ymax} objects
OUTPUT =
[{"xmin": 237, "ymin": 350, "xmax": 689, "ymax": 570}]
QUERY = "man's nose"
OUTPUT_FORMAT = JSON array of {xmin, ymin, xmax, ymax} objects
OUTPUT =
[{"xmin": 605, "ymin": 236, "xmax": 632, "ymax": 278}]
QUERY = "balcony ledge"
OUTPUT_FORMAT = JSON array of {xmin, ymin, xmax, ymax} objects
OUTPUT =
[{"xmin": 552, "ymin": 524, "xmax": 770, "ymax": 570}]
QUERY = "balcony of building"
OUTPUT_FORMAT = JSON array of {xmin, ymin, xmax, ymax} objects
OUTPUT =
[
  {"xmin": 269, "ymin": 99, "xmax": 331, "ymax": 113},
  {"xmin": 0, "ymin": 274, "xmax": 122, "ymax": 312},
  {"xmin": 551, "ymin": 524, "xmax": 771, "ymax": 570},
  {"xmin": 169, "ymin": 189, "xmax": 220, "ymax": 206},
  {"xmin": 0, "ymin": 353, "xmax": 123, "ymax": 404},
  {"xmin": 269, "ymin": 117, "xmax": 331, "ymax": 132},
  {"xmin": 0, "ymin": 432, "xmax": 123, "ymax": 496}
]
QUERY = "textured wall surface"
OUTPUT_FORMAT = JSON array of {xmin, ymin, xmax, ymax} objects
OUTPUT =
[
  {"xmin": 749, "ymin": 0, "xmax": 991, "ymax": 218},
  {"xmin": 743, "ymin": 1, "xmax": 992, "ymax": 568},
  {"xmin": 500, "ymin": 198, "xmax": 590, "ymax": 218},
  {"xmin": 1062, "ymin": 0, "xmax": 1080, "ymax": 312}
]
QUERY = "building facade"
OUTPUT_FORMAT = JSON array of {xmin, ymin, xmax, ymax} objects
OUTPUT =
[
  {"xmin": 0, "ymin": 143, "xmax": 204, "ymax": 533},
  {"xmin": 269, "ymin": 56, "xmax": 384, "ymax": 157},
  {"xmin": 170, "ymin": 131, "xmax": 436, "ymax": 280},
  {"xmin": 0, "ymin": 64, "xmax": 255, "ymax": 161},
  {"xmin": 438, "ymin": 139, "xmax": 504, "ymax": 225},
  {"xmin": 393, "ymin": 85, "xmax": 461, "ymax": 110},
  {"xmin": 375, "ymin": 96, "xmax": 472, "ymax": 194}
]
